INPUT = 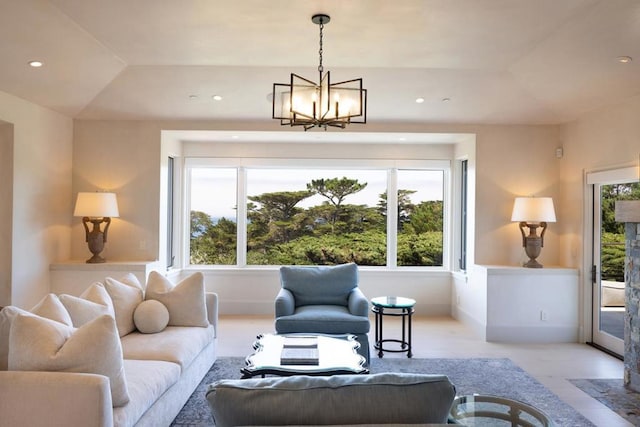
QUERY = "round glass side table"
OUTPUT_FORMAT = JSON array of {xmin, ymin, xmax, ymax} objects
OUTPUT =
[
  {"xmin": 370, "ymin": 296, "xmax": 415, "ymax": 358},
  {"xmin": 449, "ymin": 394, "xmax": 555, "ymax": 426}
]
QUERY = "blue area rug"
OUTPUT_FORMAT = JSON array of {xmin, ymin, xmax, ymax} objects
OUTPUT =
[{"xmin": 171, "ymin": 356, "xmax": 595, "ymax": 426}]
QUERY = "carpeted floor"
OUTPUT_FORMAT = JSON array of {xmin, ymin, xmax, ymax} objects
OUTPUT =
[
  {"xmin": 171, "ymin": 357, "xmax": 595, "ymax": 426},
  {"xmin": 570, "ymin": 378, "xmax": 640, "ymax": 426}
]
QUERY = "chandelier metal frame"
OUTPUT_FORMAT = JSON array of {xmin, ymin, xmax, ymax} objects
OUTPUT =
[{"xmin": 272, "ymin": 14, "xmax": 367, "ymax": 130}]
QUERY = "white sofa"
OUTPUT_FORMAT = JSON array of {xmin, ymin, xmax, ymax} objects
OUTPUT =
[{"xmin": 0, "ymin": 273, "xmax": 218, "ymax": 427}]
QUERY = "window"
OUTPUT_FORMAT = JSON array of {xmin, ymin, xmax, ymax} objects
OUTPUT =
[
  {"xmin": 189, "ymin": 167, "xmax": 237, "ymax": 265},
  {"xmin": 459, "ymin": 159, "xmax": 468, "ymax": 270},
  {"xmin": 166, "ymin": 156, "xmax": 175, "ymax": 268},
  {"xmin": 186, "ymin": 159, "xmax": 448, "ymax": 268},
  {"xmin": 396, "ymin": 170, "xmax": 444, "ymax": 266},
  {"xmin": 246, "ymin": 168, "xmax": 387, "ymax": 266}
]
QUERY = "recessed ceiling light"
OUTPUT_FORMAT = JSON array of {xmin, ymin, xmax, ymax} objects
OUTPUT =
[
  {"xmin": 28, "ymin": 60, "xmax": 43, "ymax": 68},
  {"xmin": 617, "ymin": 56, "xmax": 632, "ymax": 63},
  {"xmin": 415, "ymin": 97, "xmax": 425, "ymax": 104},
  {"xmin": 442, "ymin": 97, "xmax": 451, "ymax": 102},
  {"xmin": 189, "ymin": 95, "xmax": 198, "ymax": 100},
  {"xmin": 212, "ymin": 95, "xmax": 223, "ymax": 101}
]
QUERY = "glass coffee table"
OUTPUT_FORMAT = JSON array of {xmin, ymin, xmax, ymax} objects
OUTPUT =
[
  {"xmin": 449, "ymin": 394, "xmax": 555, "ymax": 426},
  {"xmin": 241, "ymin": 333, "xmax": 369, "ymax": 378}
]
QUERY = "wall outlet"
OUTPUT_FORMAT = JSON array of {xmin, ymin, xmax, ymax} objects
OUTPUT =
[{"xmin": 540, "ymin": 310, "xmax": 548, "ymax": 321}]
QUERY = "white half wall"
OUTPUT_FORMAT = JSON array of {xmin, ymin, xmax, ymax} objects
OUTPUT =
[
  {"xmin": 454, "ymin": 265, "xmax": 579, "ymax": 343},
  {"xmin": 179, "ymin": 268, "xmax": 452, "ymax": 316}
]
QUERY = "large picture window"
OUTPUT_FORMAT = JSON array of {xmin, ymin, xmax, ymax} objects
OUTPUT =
[{"xmin": 187, "ymin": 159, "xmax": 447, "ymax": 268}]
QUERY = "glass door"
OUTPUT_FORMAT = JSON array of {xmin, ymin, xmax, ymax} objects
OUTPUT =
[{"xmin": 592, "ymin": 179, "xmax": 640, "ymax": 356}]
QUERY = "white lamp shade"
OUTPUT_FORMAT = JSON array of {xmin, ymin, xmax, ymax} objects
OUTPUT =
[
  {"xmin": 74, "ymin": 192, "xmax": 119, "ymax": 218},
  {"xmin": 511, "ymin": 197, "xmax": 556, "ymax": 222}
]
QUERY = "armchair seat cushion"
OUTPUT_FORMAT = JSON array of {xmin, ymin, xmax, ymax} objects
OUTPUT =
[{"xmin": 275, "ymin": 305, "xmax": 370, "ymax": 335}]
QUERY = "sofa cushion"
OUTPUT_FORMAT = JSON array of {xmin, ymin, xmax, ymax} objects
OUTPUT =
[
  {"xmin": 206, "ymin": 373, "xmax": 456, "ymax": 427},
  {"xmin": 59, "ymin": 282, "xmax": 115, "ymax": 327},
  {"xmin": 8, "ymin": 314, "xmax": 130, "ymax": 407},
  {"xmin": 121, "ymin": 325, "xmax": 215, "ymax": 371},
  {"xmin": 134, "ymin": 299, "xmax": 170, "ymax": 334},
  {"xmin": 275, "ymin": 305, "xmax": 371, "ymax": 334},
  {"xmin": 113, "ymin": 359, "xmax": 181, "ymax": 427},
  {"xmin": 145, "ymin": 271, "xmax": 208, "ymax": 327},
  {"xmin": 0, "ymin": 294, "xmax": 72, "ymax": 371},
  {"xmin": 280, "ymin": 263, "xmax": 358, "ymax": 307},
  {"xmin": 104, "ymin": 274, "xmax": 145, "ymax": 337}
]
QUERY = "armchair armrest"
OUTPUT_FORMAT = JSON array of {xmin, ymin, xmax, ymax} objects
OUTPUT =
[
  {"xmin": 275, "ymin": 288, "xmax": 295, "ymax": 317},
  {"xmin": 206, "ymin": 292, "xmax": 219, "ymax": 332},
  {"xmin": 348, "ymin": 287, "xmax": 369, "ymax": 317}
]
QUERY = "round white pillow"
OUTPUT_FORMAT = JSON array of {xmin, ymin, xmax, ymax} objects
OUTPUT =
[{"xmin": 133, "ymin": 300, "xmax": 169, "ymax": 334}]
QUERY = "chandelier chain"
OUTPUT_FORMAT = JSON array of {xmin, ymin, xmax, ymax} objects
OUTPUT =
[{"xmin": 318, "ymin": 20, "xmax": 324, "ymax": 74}]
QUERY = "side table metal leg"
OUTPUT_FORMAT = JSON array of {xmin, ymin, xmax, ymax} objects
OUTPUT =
[
  {"xmin": 401, "ymin": 308, "xmax": 407, "ymax": 349},
  {"xmin": 377, "ymin": 307, "xmax": 384, "ymax": 358},
  {"xmin": 407, "ymin": 311, "xmax": 413, "ymax": 358}
]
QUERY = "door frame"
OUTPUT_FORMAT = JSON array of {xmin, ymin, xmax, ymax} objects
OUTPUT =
[{"xmin": 584, "ymin": 165, "xmax": 638, "ymax": 356}]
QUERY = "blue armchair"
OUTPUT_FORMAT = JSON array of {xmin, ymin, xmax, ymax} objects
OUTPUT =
[{"xmin": 275, "ymin": 263, "xmax": 370, "ymax": 362}]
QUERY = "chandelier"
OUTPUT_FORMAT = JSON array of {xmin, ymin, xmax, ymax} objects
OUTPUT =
[{"xmin": 272, "ymin": 14, "xmax": 367, "ymax": 131}]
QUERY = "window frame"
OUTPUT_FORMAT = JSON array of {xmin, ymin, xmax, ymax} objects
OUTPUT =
[{"xmin": 184, "ymin": 157, "xmax": 451, "ymax": 270}]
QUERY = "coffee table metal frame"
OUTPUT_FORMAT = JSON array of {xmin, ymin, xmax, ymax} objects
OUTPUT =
[
  {"xmin": 371, "ymin": 296, "xmax": 415, "ymax": 358},
  {"xmin": 449, "ymin": 394, "xmax": 555, "ymax": 426},
  {"xmin": 241, "ymin": 333, "xmax": 369, "ymax": 378}
]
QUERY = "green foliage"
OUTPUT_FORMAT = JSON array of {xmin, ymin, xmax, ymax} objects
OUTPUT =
[
  {"xmin": 397, "ymin": 232, "xmax": 443, "ymax": 266},
  {"xmin": 255, "ymin": 231, "xmax": 387, "ymax": 266},
  {"xmin": 190, "ymin": 212, "xmax": 236, "ymax": 265},
  {"xmin": 403, "ymin": 201, "xmax": 443, "ymax": 234},
  {"xmin": 601, "ymin": 232, "xmax": 625, "ymax": 282}
]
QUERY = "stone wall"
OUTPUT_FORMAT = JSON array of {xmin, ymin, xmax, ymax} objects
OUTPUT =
[{"xmin": 624, "ymin": 222, "xmax": 640, "ymax": 392}]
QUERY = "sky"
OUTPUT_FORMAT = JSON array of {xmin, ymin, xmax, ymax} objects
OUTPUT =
[{"xmin": 190, "ymin": 167, "xmax": 443, "ymax": 220}]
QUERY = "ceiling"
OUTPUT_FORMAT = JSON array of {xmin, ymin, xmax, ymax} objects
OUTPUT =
[{"xmin": 1, "ymin": 0, "xmax": 640, "ymax": 126}]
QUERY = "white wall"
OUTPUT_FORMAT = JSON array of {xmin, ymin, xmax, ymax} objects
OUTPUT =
[
  {"xmin": 560, "ymin": 93, "xmax": 640, "ymax": 340},
  {"xmin": 72, "ymin": 121, "xmax": 161, "ymax": 262},
  {"xmin": 0, "ymin": 90, "xmax": 73, "ymax": 308}
]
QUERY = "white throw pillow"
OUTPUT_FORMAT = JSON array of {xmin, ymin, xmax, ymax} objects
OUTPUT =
[
  {"xmin": 104, "ymin": 273, "xmax": 145, "ymax": 337},
  {"xmin": 8, "ymin": 314, "xmax": 130, "ymax": 407},
  {"xmin": 0, "ymin": 294, "xmax": 72, "ymax": 370},
  {"xmin": 30, "ymin": 294, "xmax": 74, "ymax": 326},
  {"xmin": 133, "ymin": 300, "xmax": 170, "ymax": 333},
  {"xmin": 145, "ymin": 271, "xmax": 208, "ymax": 327},
  {"xmin": 59, "ymin": 282, "xmax": 115, "ymax": 327}
]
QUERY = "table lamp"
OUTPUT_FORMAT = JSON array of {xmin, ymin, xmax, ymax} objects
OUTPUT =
[
  {"xmin": 511, "ymin": 196, "xmax": 556, "ymax": 268},
  {"xmin": 74, "ymin": 192, "xmax": 119, "ymax": 263}
]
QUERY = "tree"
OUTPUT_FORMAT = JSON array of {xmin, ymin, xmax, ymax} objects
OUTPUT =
[
  {"xmin": 307, "ymin": 177, "xmax": 367, "ymax": 231},
  {"xmin": 190, "ymin": 211, "xmax": 237, "ymax": 265},
  {"xmin": 601, "ymin": 183, "xmax": 640, "ymax": 234},
  {"xmin": 378, "ymin": 190, "xmax": 416, "ymax": 231},
  {"xmin": 247, "ymin": 190, "xmax": 312, "ymax": 244},
  {"xmin": 403, "ymin": 201, "xmax": 443, "ymax": 234}
]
